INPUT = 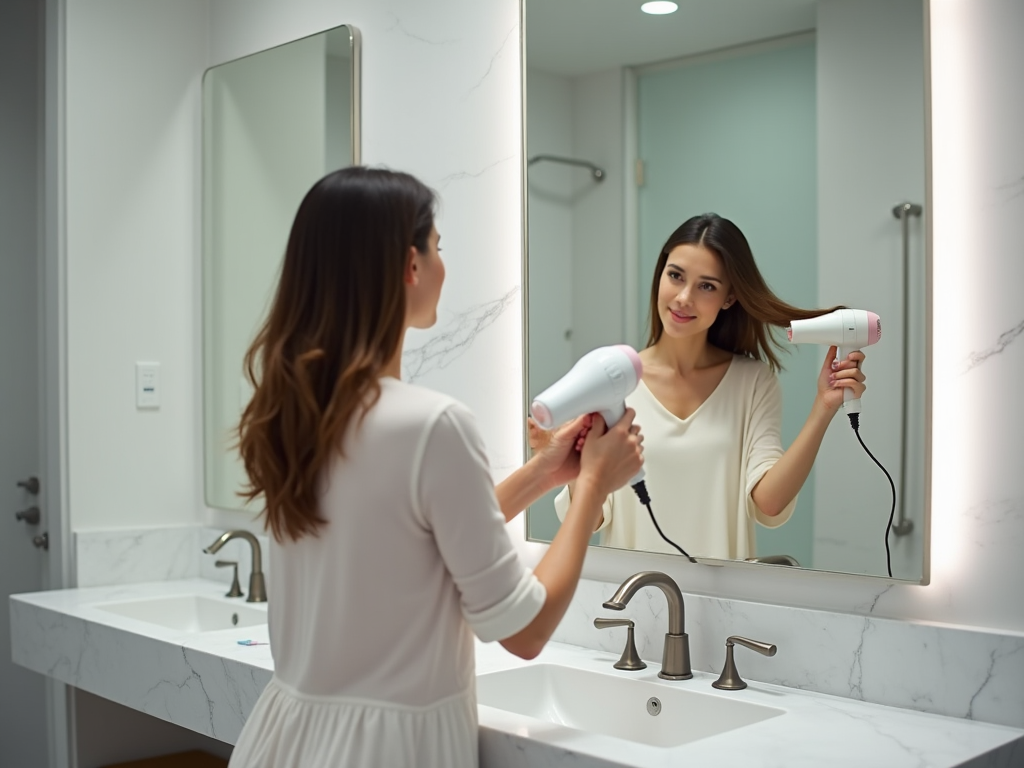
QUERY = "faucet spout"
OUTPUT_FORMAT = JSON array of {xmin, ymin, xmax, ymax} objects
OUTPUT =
[
  {"xmin": 603, "ymin": 570, "xmax": 691, "ymax": 680},
  {"xmin": 603, "ymin": 570, "xmax": 685, "ymax": 635},
  {"xmin": 203, "ymin": 530, "xmax": 266, "ymax": 603}
]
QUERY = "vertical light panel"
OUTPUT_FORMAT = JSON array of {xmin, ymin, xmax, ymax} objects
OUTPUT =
[{"xmin": 926, "ymin": 0, "xmax": 973, "ymax": 581}]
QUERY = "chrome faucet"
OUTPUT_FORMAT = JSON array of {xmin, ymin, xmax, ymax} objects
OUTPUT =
[
  {"xmin": 603, "ymin": 571, "xmax": 691, "ymax": 680},
  {"xmin": 203, "ymin": 530, "xmax": 267, "ymax": 603}
]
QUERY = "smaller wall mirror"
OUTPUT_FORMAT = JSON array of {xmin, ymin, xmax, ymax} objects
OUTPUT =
[{"xmin": 203, "ymin": 24, "xmax": 361, "ymax": 512}]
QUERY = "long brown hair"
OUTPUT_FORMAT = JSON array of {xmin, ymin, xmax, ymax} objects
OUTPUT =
[
  {"xmin": 646, "ymin": 213, "xmax": 840, "ymax": 371},
  {"xmin": 237, "ymin": 167, "xmax": 436, "ymax": 542}
]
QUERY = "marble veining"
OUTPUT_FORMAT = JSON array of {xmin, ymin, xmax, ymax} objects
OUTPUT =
[
  {"xmin": 403, "ymin": 288, "xmax": 520, "ymax": 382},
  {"xmin": 963, "ymin": 318, "xmax": 1024, "ymax": 372},
  {"xmin": 438, "ymin": 155, "xmax": 515, "ymax": 189},
  {"xmin": 464, "ymin": 24, "xmax": 517, "ymax": 99},
  {"xmin": 74, "ymin": 525, "xmax": 274, "ymax": 594},
  {"xmin": 384, "ymin": 13, "xmax": 460, "ymax": 46},
  {"xmin": 76, "ymin": 527, "xmax": 200, "ymax": 588},
  {"xmin": 551, "ymin": 578, "xmax": 1024, "ymax": 730},
  {"xmin": 10, "ymin": 580, "xmax": 1024, "ymax": 766}
]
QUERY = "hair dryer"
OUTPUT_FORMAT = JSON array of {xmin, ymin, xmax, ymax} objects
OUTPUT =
[
  {"xmin": 787, "ymin": 308, "xmax": 881, "ymax": 416},
  {"xmin": 789, "ymin": 308, "xmax": 899, "ymax": 578},
  {"xmin": 531, "ymin": 344, "xmax": 645, "ymax": 487}
]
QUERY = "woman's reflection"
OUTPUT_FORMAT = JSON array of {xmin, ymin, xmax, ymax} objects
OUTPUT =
[{"xmin": 533, "ymin": 213, "xmax": 868, "ymax": 560}]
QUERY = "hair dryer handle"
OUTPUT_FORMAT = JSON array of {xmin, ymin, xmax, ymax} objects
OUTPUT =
[
  {"xmin": 838, "ymin": 346, "xmax": 862, "ymax": 414},
  {"xmin": 597, "ymin": 404, "xmax": 646, "ymax": 486}
]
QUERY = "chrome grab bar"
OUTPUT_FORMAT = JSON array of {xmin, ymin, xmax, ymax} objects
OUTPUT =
[
  {"xmin": 527, "ymin": 154, "xmax": 605, "ymax": 181},
  {"xmin": 891, "ymin": 202, "xmax": 922, "ymax": 537}
]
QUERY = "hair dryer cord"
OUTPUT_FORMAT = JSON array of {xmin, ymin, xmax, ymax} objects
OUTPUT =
[
  {"xmin": 849, "ymin": 414, "xmax": 897, "ymax": 578},
  {"xmin": 633, "ymin": 481, "xmax": 696, "ymax": 563}
]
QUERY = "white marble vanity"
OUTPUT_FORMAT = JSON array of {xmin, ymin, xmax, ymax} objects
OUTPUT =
[{"xmin": 10, "ymin": 578, "xmax": 1024, "ymax": 767}]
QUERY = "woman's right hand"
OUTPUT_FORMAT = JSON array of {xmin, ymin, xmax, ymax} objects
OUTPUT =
[{"xmin": 577, "ymin": 410, "xmax": 644, "ymax": 499}]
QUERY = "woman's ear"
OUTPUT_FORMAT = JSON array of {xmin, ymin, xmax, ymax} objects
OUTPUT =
[
  {"xmin": 404, "ymin": 246, "xmax": 419, "ymax": 286},
  {"xmin": 723, "ymin": 294, "xmax": 736, "ymax": 309}
]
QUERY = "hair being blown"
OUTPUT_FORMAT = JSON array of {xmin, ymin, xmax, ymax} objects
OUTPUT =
[
  {"xmin": 237, "ymin": 167, "xmax": 436, "ymax": 543},
  {"xmin": 646, "ymin": 213, "xmax": 841, "ymax": 371}
]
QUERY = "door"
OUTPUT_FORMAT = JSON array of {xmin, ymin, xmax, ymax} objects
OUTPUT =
[{"xmin": 1, "ymin": 0, "xmax": 50, "ymax": 765}]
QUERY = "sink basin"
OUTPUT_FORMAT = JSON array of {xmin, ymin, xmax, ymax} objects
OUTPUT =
[
  {"xmin": 94, "ymin": 595, "xmax": 268, "ymax": 634},
  {"xmin": 476, "ymin": 663, "xmax": 783, "ymax": 748}
]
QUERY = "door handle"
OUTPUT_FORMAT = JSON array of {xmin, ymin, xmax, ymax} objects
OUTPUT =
[
  {"xmin": 15, "ymin": 506, "xmax": 41, "ymax": 525},
  {"xmin": 33, "ymin": 532, "xmax": 49, "ymax": 550},
  {"xmin": 17, "ymin": 477, "xmax": 40, "ymax": 495}
]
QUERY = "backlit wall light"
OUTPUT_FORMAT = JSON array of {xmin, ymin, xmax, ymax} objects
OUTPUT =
[{"xmin": 641, "ymin": 1, "xmax": 678, "ymax": 14}]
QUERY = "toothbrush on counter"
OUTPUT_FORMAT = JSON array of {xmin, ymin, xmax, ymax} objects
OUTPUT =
[{"xmin": 237, "ymin": 640, "xmax": 269, "ymax": 646}]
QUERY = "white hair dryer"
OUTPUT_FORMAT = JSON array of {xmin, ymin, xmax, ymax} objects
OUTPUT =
[
  {"xmin": 787, "ymin": 308, "xmax": 881, "ymax": 415},
  {"xmin": 531, "ymin": 344, "xmax": 645, "ymax": 487}
]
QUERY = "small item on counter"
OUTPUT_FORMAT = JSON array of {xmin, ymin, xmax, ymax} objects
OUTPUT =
[{"xmin": 237, "ymin": 639, "xmax": 268, "ymax": 646}]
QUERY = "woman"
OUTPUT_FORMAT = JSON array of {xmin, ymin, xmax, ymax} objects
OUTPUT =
[
  {"xmin": 229, "ymin": 167, "xmax": 643, "ymax": 767},
  {"xmin": 546, "ymin": 213, "xmax": 866, "ymax": 560}
]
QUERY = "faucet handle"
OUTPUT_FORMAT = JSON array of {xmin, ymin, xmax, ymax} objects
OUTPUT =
[
  {"xmin": 712, "ymin": 635, "xmax": 777, "ymax": 690},
  {"xmin": 594, "ymin": 618, "xmax": 646, "ymax": 671},
  {"xmin": 215, "ymin": 559, "xmax": 244, "ymax": 598}
]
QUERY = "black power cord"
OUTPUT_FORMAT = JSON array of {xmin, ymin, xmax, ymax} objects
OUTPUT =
[
  {"xmin": 631, "ymin": 480, "xmax": 697, "ymax": 563},
  {"xmin": 848, "ymin": 413, "xmax": 898, "ymax": 578}
]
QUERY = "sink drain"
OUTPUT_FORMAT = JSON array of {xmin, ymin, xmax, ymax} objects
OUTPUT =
[
  {"xmin": 232, "ymin": 613, "xmax": 239, "ymax": 626},
  {"xmin": 646, "ymin": 697, "xmax": 661, "ymax": 716}
]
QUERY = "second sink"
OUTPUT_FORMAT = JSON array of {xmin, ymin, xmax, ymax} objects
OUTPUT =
[
  {"xmin": 476, "ymin": 662, "xmax": 783, "ymax": 748},
  {"xmin": 94, "ymin": 594, "xmax": 268, "ymax": 634}
]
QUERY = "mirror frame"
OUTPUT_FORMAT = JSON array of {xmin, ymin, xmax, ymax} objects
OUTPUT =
[
  {"xmin": 518, "ymin": 2, "xmax": 932, "ymax": 584},
  {"xmin": 201, "ymin": 24, "xmax": 362, "ymax": 513}
]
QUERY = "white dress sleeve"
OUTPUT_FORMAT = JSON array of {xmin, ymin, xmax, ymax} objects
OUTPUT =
[
  {"xmin": 745, "ymin": 366, "xmax": 797, "ymax": 528},
  {"xmin": 552, "ymin": 484, "xmax": 614, "ymax": 533},
  {"xmin": 415, "ymin": 402, "xmax": 546, "ymax": 643}
]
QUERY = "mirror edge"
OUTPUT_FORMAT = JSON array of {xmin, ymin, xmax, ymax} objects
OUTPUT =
[
  {"xmin": 519, "ymin": 1, "xmax": 934, "ymax": 585},
  {"xmin": 201, "ymin": 23, "xmax": 363, "ymax": 514}
]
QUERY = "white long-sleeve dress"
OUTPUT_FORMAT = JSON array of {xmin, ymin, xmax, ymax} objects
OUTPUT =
[
  {"xmin": 228, "ymin": 377, "xmax": 546, "ymax": 768},
  {"xmin": 555, "ymin": 355, "xmax": 795, "ymax": 560}
]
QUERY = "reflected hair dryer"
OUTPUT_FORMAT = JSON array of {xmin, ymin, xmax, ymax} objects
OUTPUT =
[
  {"xmin": 789, "ymin": 308, "xmax": 898, "ymax": 578},
  {"xmin": 530, "ymin": 344, "xmax": 645, "ymax": 487},
  {"xmin": 787, "ymin": 308, "xmax": 881, "ymax": 417}
]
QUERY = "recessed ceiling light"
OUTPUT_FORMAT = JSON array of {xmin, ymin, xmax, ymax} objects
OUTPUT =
[{"xmin": 641, "ymin": 1, "xmax": 679, "ymax": 14}]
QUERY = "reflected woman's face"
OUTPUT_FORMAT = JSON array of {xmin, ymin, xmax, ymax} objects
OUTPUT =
[{"xmin": 656, "ymin": 243, "xmax": 734, "ymax": 339}]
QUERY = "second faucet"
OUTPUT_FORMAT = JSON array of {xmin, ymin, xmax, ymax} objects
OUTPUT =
[{"xmin": 204, "ymin": 530, "xmax": 267, "ymax": 603}]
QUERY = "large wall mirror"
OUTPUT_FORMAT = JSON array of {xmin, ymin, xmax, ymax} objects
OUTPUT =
[
  {"xmin": 203, "ymin": 25, "xmax": 361, "ymax": 512},
  {"xmin": 524, "ymin": 0, "xmax": 930, "ymax": 581}
]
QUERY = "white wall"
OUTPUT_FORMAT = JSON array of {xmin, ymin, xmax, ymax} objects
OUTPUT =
[
  {"xmin": 65, "ymin": 0, "xmax": 208, "ymax": 534},
  {"xmin": 63, "ymin": 0, "xmax": 525, "ymax": 539},
  {"xmin": 525, "ymin": 65, "xmax": 627, "ymax": 395},
  {"xmin": 813, "ymin": 0, "xmax": 927, "ymax": 579},
  {"xmin": 60, "ymin": 0, "xmax": 1024, "ymax": 639},
  {"xmin": 525, "ymin": 68, "xmax": 574, "ymax": 397},
  {"xmin": 569, "ymin": 68, "xmax": 627, "ymax": 359}
]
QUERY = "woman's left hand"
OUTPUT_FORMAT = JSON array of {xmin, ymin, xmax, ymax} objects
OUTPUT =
[
  {"xmin": 817, "ymin": 346, "xmax": 867, "ymax": 413},
  {"xmin": 528, "ymin": 414, "xmax": 593, "ymax": 488}
]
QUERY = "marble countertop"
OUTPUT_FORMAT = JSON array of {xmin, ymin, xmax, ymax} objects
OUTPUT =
[{"xmin": 10, "ymin": 580, "xmax": 1024, "ymax": 767}]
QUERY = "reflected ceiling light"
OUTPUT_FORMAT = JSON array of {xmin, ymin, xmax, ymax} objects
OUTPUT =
[{"xmin": 641, "ymin": 1, "xmax": 678, "ymax": 14}]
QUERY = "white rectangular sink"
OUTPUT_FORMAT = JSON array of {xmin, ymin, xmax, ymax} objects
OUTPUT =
[
  {"xmin": 93, "ymin": 595, "xmax": 268, "ymax": 634},
  {"xmin": 476, "ymin": 663, "xmax": 783, "ymax": 748}
]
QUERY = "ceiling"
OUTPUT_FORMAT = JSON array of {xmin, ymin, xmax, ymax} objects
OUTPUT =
[{"xmin": 525, "ymin": 0, "xmax": 819, "ymax": 77}]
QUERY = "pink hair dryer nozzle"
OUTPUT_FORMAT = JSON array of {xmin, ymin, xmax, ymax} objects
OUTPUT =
[
  {"xmin": 530, "ymin": 345, "xmax": 645, "ymax": 486},
  {"xmin": 786, "ymin": 309, "xmax": 881, "ymax": 415}
]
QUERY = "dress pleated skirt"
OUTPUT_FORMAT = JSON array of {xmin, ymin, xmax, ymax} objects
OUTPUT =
[{"xmin": 228, "ymin": 676, "xmax": 479, "ymax": 768}]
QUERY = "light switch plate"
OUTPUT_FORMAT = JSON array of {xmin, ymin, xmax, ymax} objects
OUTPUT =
[{"xmin": 136, "ymin": 362, "xmax": 160, "ymax": 409}]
